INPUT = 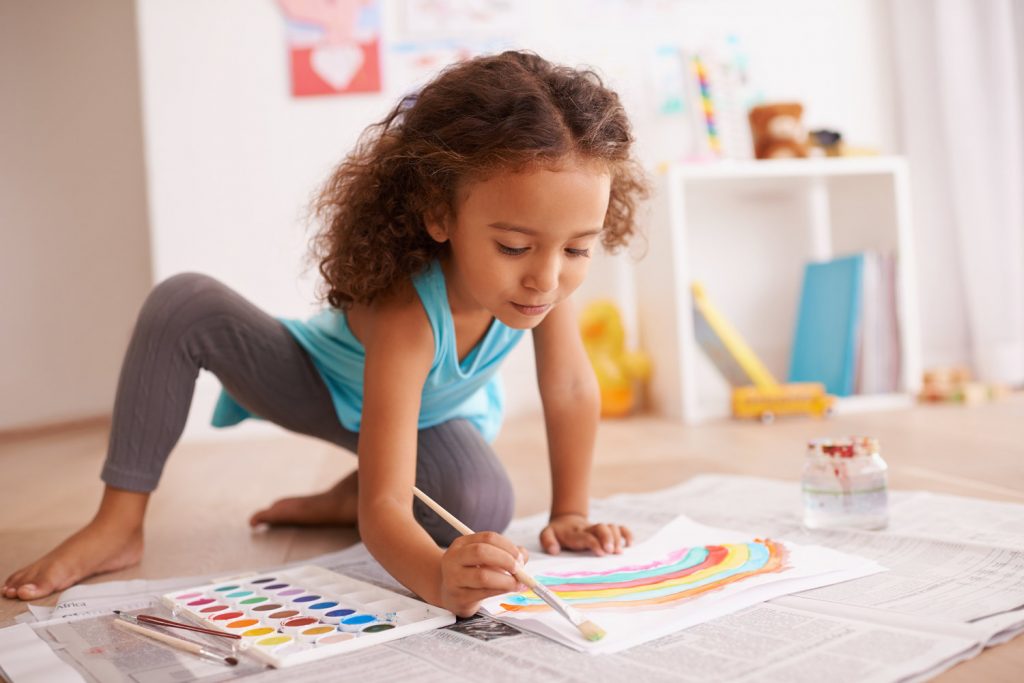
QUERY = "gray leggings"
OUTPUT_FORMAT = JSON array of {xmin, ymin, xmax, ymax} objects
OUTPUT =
[{"xmin": 100, "ymin": 273, "xmax": 514, "ymax": 546}]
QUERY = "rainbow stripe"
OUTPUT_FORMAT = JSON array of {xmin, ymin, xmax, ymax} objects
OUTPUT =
[
  {"xmin": 500, "ymin": 539, "xmax": 788, "ymax": 612},
  {"xmin": 692, "ymin": 55, "xmax": 721, "ymax": 154}
]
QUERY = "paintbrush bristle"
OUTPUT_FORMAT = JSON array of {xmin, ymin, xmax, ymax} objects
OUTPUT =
[
  {"xmin": 225, "ymin": 656, "xmax": 239, "ymax": 666},
  {"xmin": 577, "ymin": 620, "xmax": 606, "ymax": 642}
]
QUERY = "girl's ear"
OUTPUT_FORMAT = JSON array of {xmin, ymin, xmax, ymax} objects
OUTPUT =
[{"xmin": 425, "ymin": 213, "xmax": 450, "ymax": 244}]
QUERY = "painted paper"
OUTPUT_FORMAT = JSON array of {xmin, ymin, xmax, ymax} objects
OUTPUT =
[{"xmin": 482, "ymin": 515, "xmax": 885, "ymax": 653}]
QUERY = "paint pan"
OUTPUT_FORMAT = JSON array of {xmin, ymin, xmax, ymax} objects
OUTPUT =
[
  {"xmin": 186, "ymin": 597, "xmax": 215, "ymax": 607},
  {"xmin": 222, "ymin": 590, "xmax": 255, "ymax": 603},
  {"xmin": 302, "ymin": 601, "xmax": 339, "ymax": 617},
  {"xmin": 260, "ymin": 582, "xmax": 290, "ymax": 594},
  {"xmin": 250, "ymin": 603, "xmax": 283, "ymax": 615},
  {"xmin": 298, "ymin": 625, "xmax": 336, "ymax": 643},
  {"xmin": 290, "ymin": 594, "xmax": 323, "ymax": 606},
  {"xmin": 316, "ymin": 632, "xmax": 355, "ymax": 646},
  {"xmin": 320, "ymin": 608, "xmax": 355, "ymax": 625},
  {"xmin": 276, "ymin": 588, "xmax": 305, "ymax": 599},
  {"xmin": 239, "ymin": 596, "xmax": 270, "ymax": 613},
  {"xmin": 224, "ymin": 618, "xmax": 260, "ymax": 632},
  {"xmin": 247, "ymin": 577, "xmax": 276, "ymax": 586},
  {"xmin": 211, "ymin": 611, "xmax": 245, "ymax": 622},
  {"xmin": 211, "ymin": 584, "xmax": 240, "ymax": 594},
  {"xmin": 280, "ymin": 617, "xmax": 319, "ymax": 635},
  {"xmin": 361, "ymin": 623, "xmax": 396, "ymax": 634},
  {"xmin": 264, "ymin": 609, "xmax": 300, "ymax": 625},
  {"xmin": 338, "ymin": 614, "xmax": 377, "ymax": 632},
  {"xmin": 254, "ymin": 634, "xmax": 294, "ymax": 653},
  {"xmin": 198, "ymin": 604, "xmax": 230, "ymax": 615},
  {"xmin": 240, "ymin": 626, "xmax": 276, "ymax": 641},
  {"xmin": 174, "ymin": 592, "xmax": 202, "ymax": 601}
]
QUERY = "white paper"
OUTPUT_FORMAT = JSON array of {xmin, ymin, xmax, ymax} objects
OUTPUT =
[
  {"xmin": 481, "ymin": 515, "xmax": 884, "ymax": 653},
  {"xmin": 0, "ymin": 624, "xmax": 85, "ymax": 683}
]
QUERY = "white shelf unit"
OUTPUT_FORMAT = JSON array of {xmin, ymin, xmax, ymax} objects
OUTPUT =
[{"xmin": 635, "ymin": 157, "xmax": 922, "ymax": 424}]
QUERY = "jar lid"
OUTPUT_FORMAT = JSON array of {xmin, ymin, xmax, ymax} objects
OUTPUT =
[{"xmin": 807, "ymin": 436, "xmax": 880, "ymax": 458}]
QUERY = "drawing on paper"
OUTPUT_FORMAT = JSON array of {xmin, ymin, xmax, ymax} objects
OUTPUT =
[
  {"xmin": 277, "ymin": 0, "xmax": 382, "ymax": 97},
  {"xmin": 500, "ymin": 540, "xmax": 789, "ymax": 612}
]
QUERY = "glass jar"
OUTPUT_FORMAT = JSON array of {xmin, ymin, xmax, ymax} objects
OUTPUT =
[{"xmin": 801, "ymin": 436, "xmax": 889, "ymax": 530}]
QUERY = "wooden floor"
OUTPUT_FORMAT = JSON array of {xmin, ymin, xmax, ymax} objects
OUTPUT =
[{"xmin": 2, "ymin": 395, "xmax": 1023, "ymax": 681}]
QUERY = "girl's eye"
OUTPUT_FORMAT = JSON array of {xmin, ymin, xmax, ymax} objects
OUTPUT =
[
  {"xmin": 566, "ymin": 248, "xmax": 591, "ymax": 258},
  {"xmin": 497, "ymin": 243, "xmax": 528, "ymax": 256}
]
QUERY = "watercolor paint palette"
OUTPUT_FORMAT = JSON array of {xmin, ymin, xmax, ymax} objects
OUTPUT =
[{"xmin": 161, "ymin": 565, "xmax": 455, "ymax": 668}]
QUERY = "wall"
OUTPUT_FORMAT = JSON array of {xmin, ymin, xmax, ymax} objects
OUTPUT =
[
  {"xmin": 0, "ymin": 0, "xmax": 867, "ymax": 441},
  {"xmin": 0, "ymin": 0, "xmax": 152, "ymax": 430},
  {"xmin": 131, "ymin": 0, "xmax": 900, "ymax": 440}
]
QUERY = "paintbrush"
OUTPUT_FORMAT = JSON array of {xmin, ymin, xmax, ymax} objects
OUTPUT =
[
  {"xmin": 113, "ymin": 610, "xmax": 241, "ymax": 640},
  {"xmin": 113, "ymin": 613, "xmax": 239, "ymax": 666},
  {"xmin": 412, "ymin": 486, "xmax": 606, "ymax": 642}
]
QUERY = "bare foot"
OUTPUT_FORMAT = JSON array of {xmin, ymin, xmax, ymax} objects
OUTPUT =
[
  {"xmin": 250, "ymin": 471, "xmax": 358, "ymax": 528},
  {"xmin": 2, "ymin": 520, "xmax": 143, "ymax": 601}
]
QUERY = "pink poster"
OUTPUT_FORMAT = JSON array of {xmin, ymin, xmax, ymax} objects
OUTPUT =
[{"xmin": 277, "ymin": 0, "xmax": 382, "ymax": 97}]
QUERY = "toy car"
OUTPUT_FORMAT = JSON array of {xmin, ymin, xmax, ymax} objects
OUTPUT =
[{"xmin": 731, "ymin": 383, "xmax": 835, "ymax": 423}]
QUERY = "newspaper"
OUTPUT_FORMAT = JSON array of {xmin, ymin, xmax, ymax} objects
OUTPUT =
[{"xmin": 3, "ymin": 475, "xmax": 1022, "ymax": 682}]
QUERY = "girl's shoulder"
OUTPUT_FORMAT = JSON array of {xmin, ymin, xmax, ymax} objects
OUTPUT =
[{"xmin": 349, "ymin": 276, "xmax": 433, "ymax": 352}]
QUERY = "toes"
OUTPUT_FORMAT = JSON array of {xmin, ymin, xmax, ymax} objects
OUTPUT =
[
  {"xmin": 3, "ymin": 571, "xmax": 26, "ymax": 599},
  {"xmin": 17, "ymin": 582, "xmax": 47, "ymax": 600},
  {"xmin": 250, "ymin": 504, "xmax": 281, "ymax": 526}
]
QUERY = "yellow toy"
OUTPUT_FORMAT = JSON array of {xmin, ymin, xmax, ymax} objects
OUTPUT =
[
  {"xmin": 731, "ymin": 384, "xmax": 835, "ymax": 424},
  {"xmin": 692, "ymin": 282, "xmax": 834, "ymax": 423},
  {"xmin": 579, "ymin": 300, "xmax": 651, "ymax": 417}
]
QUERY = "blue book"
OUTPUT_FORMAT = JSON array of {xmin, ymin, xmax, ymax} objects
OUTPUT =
[{"xmin": 788, "ymin": 254, "xmax": 864, "ymax": 396}]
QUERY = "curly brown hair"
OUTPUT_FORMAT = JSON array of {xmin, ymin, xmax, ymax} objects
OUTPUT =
[{"xmin": 311, "ymin": 50, "xmax": 649, "ymax": 309}]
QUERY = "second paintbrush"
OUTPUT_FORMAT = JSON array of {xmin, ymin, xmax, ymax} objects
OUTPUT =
[{"xmin": 411, "ymin": 486, "xmax": 606, "ymax": 642}]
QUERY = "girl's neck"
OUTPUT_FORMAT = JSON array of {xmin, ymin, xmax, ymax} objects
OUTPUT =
[{"xmin": 438, "ymin": 255, "xmax": 489, "ymax": 320}]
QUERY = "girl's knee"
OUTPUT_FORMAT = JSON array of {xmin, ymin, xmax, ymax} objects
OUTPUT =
[
  {"xmin": 146, "ymin": 273, "xmax": 223, "ymax": 309},
  {"xmin": 415, "ymin": 420, "xmax": 516, "ymax": 545},
  {"xmin": 138, "ymin": 273, "xmax": 233, "ymax": 331},
  {"xmin": 416, "ymin": 461, "xmax": 514, "ymax": 546}
]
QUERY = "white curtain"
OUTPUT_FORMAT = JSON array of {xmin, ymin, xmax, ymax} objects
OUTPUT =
[{"xmin": 891, "ymin": 0, "xmax": 1024, "ymax": 384}]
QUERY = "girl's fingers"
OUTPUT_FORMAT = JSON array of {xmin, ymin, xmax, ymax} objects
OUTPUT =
[
  {"xmin": 590, "ymin": 524, "xmax": 616, "ymax": 554},
  {"xmin": 455, "ymin": 538, "xmax": 520, "ymax": 574},
  {"xmin": 580, "ymin": 528, "xmax": 606, "ymax": 556},
  {"xmin": 621, "ymin": 525, "xmax": 634, "ymax": 548},
  {"xmin": 540, "ymin": 526, "xmax": 561, "ymax": 555},
  {"xmin": 473, "ymin": 531, "xmax": 523, "ymax": 560},
  {"xmin": 456, "ymin": 567, "xmax": 520, "ymax": 593},
  {"xmin": 609, "ymin": 525, "xmax": 624, "ymax": 553},
  {"xmin": 453, "ymin": 585, "xmax": 523, "ymax": 605}
]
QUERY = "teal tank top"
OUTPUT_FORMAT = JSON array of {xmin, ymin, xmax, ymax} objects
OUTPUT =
[{"xmin": 210, "ymin": 260, "xmax": 525, "ymax": 442}]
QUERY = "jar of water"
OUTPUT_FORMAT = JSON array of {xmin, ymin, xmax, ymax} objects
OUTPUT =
[{"xmin": 801, "ymin": 437, "xmax": 889, "ymax": 530}]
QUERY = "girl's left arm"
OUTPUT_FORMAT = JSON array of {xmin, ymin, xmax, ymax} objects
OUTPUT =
[{"xmin": 532, "ymin": 298, "xmax": 633, "ymax": 556}]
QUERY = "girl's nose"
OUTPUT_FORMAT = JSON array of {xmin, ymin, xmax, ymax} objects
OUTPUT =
[{"xmin": 524, "ymin": 253, "xmax": 559, "ymax": 293}]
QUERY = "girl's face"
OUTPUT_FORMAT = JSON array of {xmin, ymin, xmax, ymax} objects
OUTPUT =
[{"xmin": 429, "ymin": 160, "xmax": 612, "ymax": 329}]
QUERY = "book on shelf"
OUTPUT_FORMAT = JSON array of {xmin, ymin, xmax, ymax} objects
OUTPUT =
[{"xmin": 789, "ymin": 252, "xmax": 901, "ymax": 397}]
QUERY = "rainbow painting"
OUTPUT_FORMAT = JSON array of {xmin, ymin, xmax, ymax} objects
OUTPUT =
[{"xmin": 500, "ymin": 539, "xmax": 788, "ymax": 612}]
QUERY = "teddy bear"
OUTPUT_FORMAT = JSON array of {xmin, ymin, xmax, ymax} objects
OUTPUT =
[
  {"xmin": 748, "ymin": 102, "xmax": 808, "ymax": 159},
  {"xmin": 579, "ymin": 300, "xmax": 651, "ymax": 417}
]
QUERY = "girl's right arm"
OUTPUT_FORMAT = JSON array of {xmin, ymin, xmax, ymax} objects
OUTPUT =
[{"xmin": 353, "ymin": 290, "xmax": 524, "ymax": 617}]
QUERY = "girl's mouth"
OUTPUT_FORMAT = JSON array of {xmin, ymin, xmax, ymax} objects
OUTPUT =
[{"xmin": 511, "ymin": 302, "xmax": 551, "ymax": 316}]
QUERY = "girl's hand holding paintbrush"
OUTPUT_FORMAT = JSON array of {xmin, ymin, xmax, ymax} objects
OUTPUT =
[{"xmin": 440, "ymin": 532, "xmax": 529, "ymax": 617}]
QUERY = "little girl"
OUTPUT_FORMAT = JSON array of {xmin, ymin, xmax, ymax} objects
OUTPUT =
[{"xmin": 4, "ymin": 51, "xmax": 647, "ymax": 617}]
